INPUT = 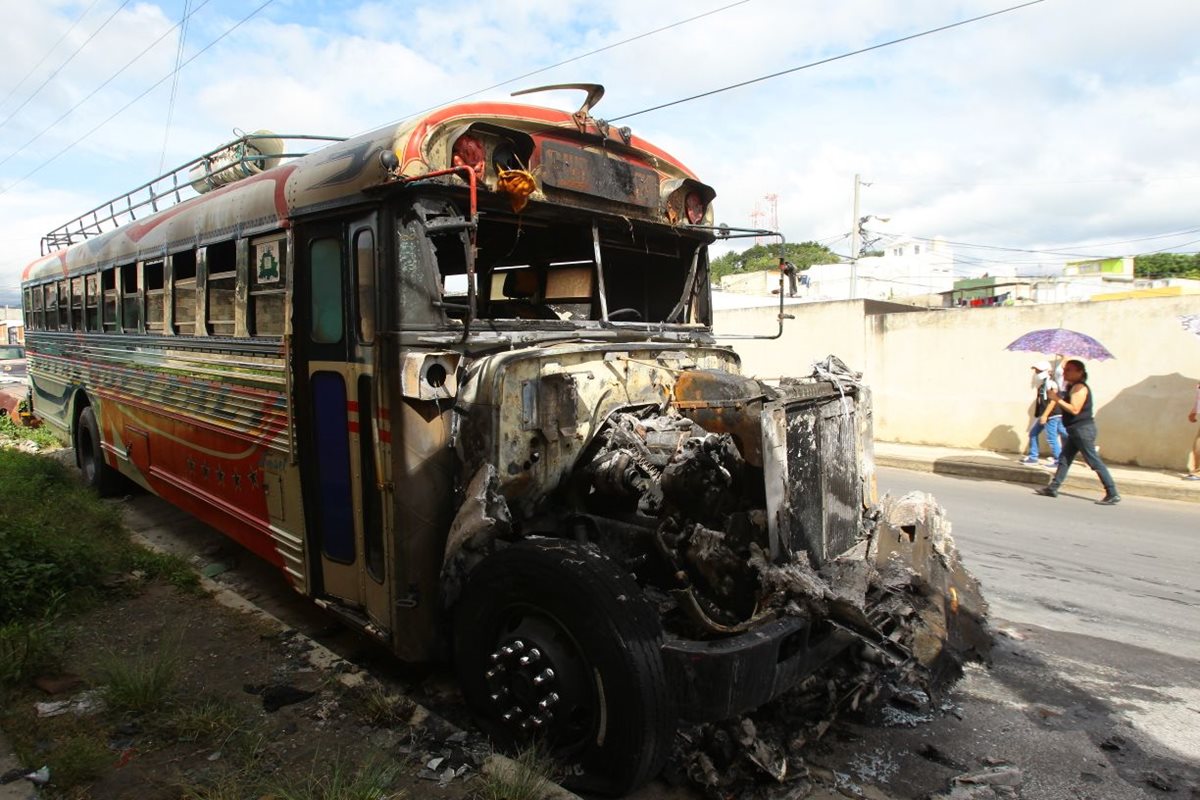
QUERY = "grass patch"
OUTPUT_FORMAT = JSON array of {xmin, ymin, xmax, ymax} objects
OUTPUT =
[
  {"xmin": 45, "ymin": 731, "xmax": 112, "ymax": 789},
  {"xmin": 129, "ymin": 548, "xmax": 202, "ymax": 593},
  {"xmin": 0, "ymin": 412, "xmax": 62, "ymax": 450},
  {"xmin": 97, "ymin": 641, "xmax": 181, "ymax": 717},
  {"xmin": 473, "ymin": 744, "xmax": 559, "ymax": 800},
  {"xmin": 261, "ymin": 754, "xmax": 404, "ymax": 800},
  {"xmin": 347, "ymin": 683, "xmax": 417, "ymax": 726},
  {"xmin": 167, "ymin": 695, "xmax": 244, "ymax": 742},
  {"xmin": 0, "ymin": 449, "xmax": 129, "ymax": 623},
  {"xmin": 0, "ymin": 592, "xmax": 67, "ymax": 688}
]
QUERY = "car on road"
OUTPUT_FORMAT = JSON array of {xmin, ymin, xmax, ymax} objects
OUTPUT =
[{"xmin": 0, "ymin": 344, "xmax": 28, "ymax": 418}]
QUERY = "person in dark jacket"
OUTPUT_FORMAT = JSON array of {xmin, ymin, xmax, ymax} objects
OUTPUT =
[{"xmin": 1035, "ymin": 359, "xmax": 1120, "ymax": 504}]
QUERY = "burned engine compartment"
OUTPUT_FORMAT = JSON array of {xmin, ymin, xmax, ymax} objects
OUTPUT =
[{"xmin": 446, "ymin": 349, "xmax": 992, "ymax": 794}]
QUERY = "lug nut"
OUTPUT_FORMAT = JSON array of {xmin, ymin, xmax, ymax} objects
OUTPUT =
[
  {"xmin": 538, "ymin": 692, "xmax": 560, "ymax": 709},
  {"xmin": 532, "ymin": 668, "xmax": 555, "ymax": 687},
  {"xmin": 530, "ymin": 714, "xmax": 545, "ymax": 728}
]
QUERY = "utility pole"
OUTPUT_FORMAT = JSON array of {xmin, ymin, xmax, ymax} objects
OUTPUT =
[{"xmin": 849, "ymin": 174, "xmax": 862, "ymax": 300}]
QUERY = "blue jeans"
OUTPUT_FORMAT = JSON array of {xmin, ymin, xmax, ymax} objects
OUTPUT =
[
  {"xmin": 1048, "ymin": 420, "xmax": 1118, "ymax": 496},
  {"xmin": 1029, "ymin": 415, "xmax": 1063, "ymax": 460}
]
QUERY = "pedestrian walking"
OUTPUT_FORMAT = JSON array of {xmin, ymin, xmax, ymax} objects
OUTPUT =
[
  {"xmin": 1035, "ymin": 359, "xmax": 1121, "ymax": 505},
  {"xmin": 1019, "ymin": 360, "xmax": 1062, "ymax": 467},
  {"xmin": 1187, "ymin": 382, "xmax": 1200, "ymax": 481}
]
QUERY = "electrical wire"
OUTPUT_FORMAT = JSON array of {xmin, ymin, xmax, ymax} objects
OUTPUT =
[
  {"xmin": 0, "ymin": 0, "xmax": 104, "ymax": 112},
  {"xmin": 0, "ymin": 0, "xmax": 134, "ymax": 131},
  {"xmin": 157, "ymin": 0, "xmax": 193, "ymax": 174},
  {"xmin": 0, "ymin": 0, "xmax": 266, "ymax": 197},
  {"xmin": 0, "ymin": 0, "xmax": 213, "ymax": 170},
  {"xmin": 609, "ymin": 0, "xmax": 1047, "ymax": 122},
  {"xmin": 357, "ymin": 0, "xmax": 752, "ymax": 138}
]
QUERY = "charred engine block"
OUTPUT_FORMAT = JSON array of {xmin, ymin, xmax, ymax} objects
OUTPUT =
[{"xmin": 576, "ymin": 366, "xmax": 872, "ymax": 637}]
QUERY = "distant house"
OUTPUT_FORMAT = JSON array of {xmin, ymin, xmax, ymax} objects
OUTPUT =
[{"xmin": 717, "ymin": 236, "xmax": 957, "ymax": 304}]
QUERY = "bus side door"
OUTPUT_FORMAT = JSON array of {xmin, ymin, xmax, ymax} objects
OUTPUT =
[{"xmin": 294, "ymin": 214, "xmax": 390, "ymax": 635}]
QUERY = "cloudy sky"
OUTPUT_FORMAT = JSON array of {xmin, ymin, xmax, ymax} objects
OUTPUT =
[{"xmin": 1, "ymin": 0, "xmax": 1198, "ymax": 297}]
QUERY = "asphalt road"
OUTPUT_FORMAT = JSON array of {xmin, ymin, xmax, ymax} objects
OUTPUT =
[{"xmin": 877, "ymin": 467, "xmax": 1200, "ymax": 661}]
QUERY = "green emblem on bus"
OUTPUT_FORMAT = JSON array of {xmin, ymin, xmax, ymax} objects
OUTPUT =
[{"xmin": 257, "ymin": 244, "xmax": 280, "ymax": 283}]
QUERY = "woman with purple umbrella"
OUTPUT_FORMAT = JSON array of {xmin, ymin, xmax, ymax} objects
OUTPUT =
[{"xmin": 1035, "ymin": 359, "xmax": 1121, "ymax": 505}]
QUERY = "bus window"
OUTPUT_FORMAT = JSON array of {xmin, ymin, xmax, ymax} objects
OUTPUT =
[
  {"xmin": 29, "ymin": 286, "xmax": 42, "ymax": 330},
  {"xmin": 173, "ymin": 250, "xmax": 197, "ymax": 335},
  {"xmin": 144, "ymin": 261, "xmax": 165, "ymax": 333},
  {"xmin": 101, "ymin": 268, "xmax": 118, "ymax": 332},
  {"xmin": 310, "ymin": 238, "xmax": 343, "ymax": 344},
  {"xmin": 206, "ymin": 241, "xmax": 237, "ymax": 337},
  {"xmin": 250, "ymin": 236, "xmax": 286, "ymax": 337},
  {"xmin": 57, "ymin": 282, "xmax": 70, "ymax": 330},
  {"xmin": 354, "ymin": 228, "xmax": 375, "ymax": 343},
  {"xmin": 70, "ymin": 277, "xmax": 84, "ymax": 331},
  {"xmin": 120, "ymin": 264, "xmax": 140, "ymax": 332},
  {"xmin": 85, "ymin": 273, "xmax": 100, "ymax": 331}
]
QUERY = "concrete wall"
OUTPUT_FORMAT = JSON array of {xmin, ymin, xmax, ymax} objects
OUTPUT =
[{"xmin": 717, "ymin": 295, "xmax": 1200, "ymax": 470}]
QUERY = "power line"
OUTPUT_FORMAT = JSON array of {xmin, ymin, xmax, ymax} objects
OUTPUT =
[
  {"xmin": 0, "ymin": 0, "xmax": 104, "ymax": 111},
  {"xmin": 0, "ymin": 0, "xmax": 214, "ymax": 170},
  {"xmin": 0, "ymin": 0, "xmax": 274, "ymax": 197},
  {"xmin": 357, "ymin": 0, "xmax": 752, "ymax": 138},
  {"xmin": 609, "ymin": 0, "xmax": 1047, "ymax": 122},
  {"xmin": 158, "ymin": 0, "xmax": 193, "ymax": 174},
  {"xmin": 876, "ymin": 174, "xmax": 1200, "ymax": 187},
  {"xmin": 905, "ymin": 230, "xmax": 1200, "ymax": 260},
  {"xmin": 0, "ymin": 0, "xmax": 134, "ymax": 131}
]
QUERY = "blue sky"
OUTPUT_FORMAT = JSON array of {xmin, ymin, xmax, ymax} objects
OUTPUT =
[{"xmin": 2, "ymin": 0, "xmax": 1198, "ymax": 295}]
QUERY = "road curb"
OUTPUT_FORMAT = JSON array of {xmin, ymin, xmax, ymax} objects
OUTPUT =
[
  {"xmin": 128, "ymin": 532, "xmax": 584, "ymax": 800},
  {"xmin": 876, "ymin": 454, "xmax": 1200, "ymax": 504}
]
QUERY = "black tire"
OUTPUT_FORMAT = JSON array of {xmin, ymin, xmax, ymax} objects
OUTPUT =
[
  {"xmin": 76, "ymin": 406, "xmax": 122, "ymax": 496},
  {"xmin": 454, "ymin": 539, "xmax": 674, "ymax": 796}
]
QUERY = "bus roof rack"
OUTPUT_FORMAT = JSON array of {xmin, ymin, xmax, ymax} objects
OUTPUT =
[{"xmin": 41, "ymin": 131, "xmax": 346, "ymax": 255}]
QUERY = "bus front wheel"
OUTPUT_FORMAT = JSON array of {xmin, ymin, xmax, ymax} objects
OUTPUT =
[
  {"xmin": 453, "ymin": 538, "xmax": 674, "ymax": 796},
  {"xmin": 77, "ymin": 407, "xmax": 121, "ymax": 496}
]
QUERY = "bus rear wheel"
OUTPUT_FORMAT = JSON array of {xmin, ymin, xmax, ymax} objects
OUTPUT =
[
  {"xmin": 454, "ymin": 539, "xmax": 674, "ymax": 796},
  {"xmin": 77, "ymin": 407, "xmax": 121, "ymax": 496}
]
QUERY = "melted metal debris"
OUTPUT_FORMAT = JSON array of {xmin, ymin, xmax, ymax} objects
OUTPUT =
[{"xmin": 667, "ymin": 492, "xmax": 992, "ymax": 798}]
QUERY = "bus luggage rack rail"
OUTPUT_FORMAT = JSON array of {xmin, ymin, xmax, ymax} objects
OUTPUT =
[{"xmin": 41, "ymin": 132, "xmax": 345, "ymax": 256}]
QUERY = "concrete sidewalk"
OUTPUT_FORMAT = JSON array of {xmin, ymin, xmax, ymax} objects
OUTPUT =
[{"xmin": 875, "ymin": 441, "xmax": 1200, "ymax": 504}]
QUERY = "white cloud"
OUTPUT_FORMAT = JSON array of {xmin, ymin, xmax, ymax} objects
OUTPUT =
[{"xmin": 1, "ymin": 0, "xmax": 1199, "ymax": 294}]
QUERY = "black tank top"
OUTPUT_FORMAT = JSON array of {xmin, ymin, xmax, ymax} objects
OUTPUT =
[{"xmin": 1062, "ymin": 381, "xmax": 1093, "ymax": 427}]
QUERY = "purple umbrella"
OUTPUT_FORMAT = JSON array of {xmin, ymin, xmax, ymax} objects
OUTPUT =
[{"xmin": 1004, "ymin": 327, "xmax": 1115, "ymax": 361}]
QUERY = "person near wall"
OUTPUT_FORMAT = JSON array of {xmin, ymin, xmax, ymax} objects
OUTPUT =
[
  {"xmin": 1187, "ymin": 383, "xmax": 1200, "ymax": 481},
  {"xmin": 1020, "ymin": 360, "xmax": 1062, "ymax": 467},
  {"xmin": 1035, "ymin": 359, "xmax": 1121, "ymax": 505}
]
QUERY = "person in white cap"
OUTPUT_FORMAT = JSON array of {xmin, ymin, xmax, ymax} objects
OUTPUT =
[{"xmin": 1020, "ymin": 360, "xmax": 1063, "ymax": 466}]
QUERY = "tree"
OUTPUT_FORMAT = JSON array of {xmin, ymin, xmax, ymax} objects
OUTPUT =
[
  {"xmin": 1134, "ymin": 252, "xmax": 1200, "ymax": 279},
  {"xmin": 710, "ymin": 241, "xmax": 841, "ymax": 282}
]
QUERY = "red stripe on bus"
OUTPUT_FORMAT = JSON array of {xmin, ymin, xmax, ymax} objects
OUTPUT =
[
  {"xmin": 400, "ymin": 102, "xmax": 695, "ymax": 178},
  {"xmin": 379, "ymin": 430, "xmax": 391, "ymax": 444},
  {"xmin": 347, "ymin": 421, "xmax": 360, "ymax": 433}
]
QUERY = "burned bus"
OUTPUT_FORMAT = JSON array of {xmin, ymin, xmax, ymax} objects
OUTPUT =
[{"xmin": 21, "ymin": 85, "xmax": 986, "ymax": 795}]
